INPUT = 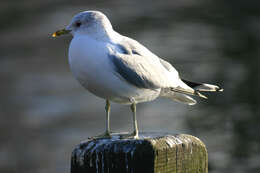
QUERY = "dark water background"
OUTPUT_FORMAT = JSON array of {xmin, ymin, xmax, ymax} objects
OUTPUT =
[{"xmin": 1, "ymin": 0, "xmax": 260, "ymax": 173}]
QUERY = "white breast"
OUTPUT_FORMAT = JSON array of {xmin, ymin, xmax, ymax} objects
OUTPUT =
[{"xmin": 68, "ymin": 35, "xmax": 160, "ymax": 104}]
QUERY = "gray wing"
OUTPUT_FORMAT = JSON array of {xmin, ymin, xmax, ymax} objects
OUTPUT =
[
  {"xmin": 120, "ymin": 36, "xmax": 180, "ymax": 76},
  {"xmin": 108, "ymin": 37, "xmax": 171, "ymax": 89},
  {"xmin": 159, "ymin": 58, "xmax": 178, "ymax": 74},
  {"xmin": 109, "ymin": 36, "xmax": 210, "ymax": 99},
  {"xmin": 108, "ymin": 53, "xmax": 165, "ymax": 89}
]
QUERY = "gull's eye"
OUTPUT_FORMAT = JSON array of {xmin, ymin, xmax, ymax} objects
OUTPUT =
[{"xmin": 75, "ymin": 22, "xmax": 81, "ymax": 27}]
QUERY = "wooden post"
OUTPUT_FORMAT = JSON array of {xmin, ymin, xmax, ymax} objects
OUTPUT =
[{"xmin": 71, "ymin": 133, "xmax": 208, "ymax": 173}]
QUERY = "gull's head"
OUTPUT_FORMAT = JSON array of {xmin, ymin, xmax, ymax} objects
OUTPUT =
[{"xmin": 52, "ymin": 11, "xmax": 113, "ymax": 38}]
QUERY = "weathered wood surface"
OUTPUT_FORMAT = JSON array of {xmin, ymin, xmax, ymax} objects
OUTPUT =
[{"xmin": 71, "ymin": 133, "xmax": 208, "ymax": 173}]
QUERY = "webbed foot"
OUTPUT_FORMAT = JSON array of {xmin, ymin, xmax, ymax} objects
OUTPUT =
[
  {"xmin": 88, "ymin": 131, "xmax": 111, "ymax": 140},
  {"xmin": 119, "ymin": 132, "xmax": 139, "ymax": 139}
]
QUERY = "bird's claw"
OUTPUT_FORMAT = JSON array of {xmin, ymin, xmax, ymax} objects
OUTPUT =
[
  {"xmin": 119, "ymin": 132, "xmax": 139, "ymax": 139},
  {"xmin": 88, "ymin": 131, "xmax": 111, "ymax": 140}
]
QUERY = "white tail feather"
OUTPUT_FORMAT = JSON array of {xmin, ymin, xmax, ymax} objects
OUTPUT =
[{"xmin": 160, "ymin": 89, "xmax": 197, "ymax": 105}]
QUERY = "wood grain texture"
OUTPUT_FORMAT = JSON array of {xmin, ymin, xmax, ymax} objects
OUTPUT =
[{"xmin": 71, "ymin": 133, "xmax": 208, "ymax": 173}]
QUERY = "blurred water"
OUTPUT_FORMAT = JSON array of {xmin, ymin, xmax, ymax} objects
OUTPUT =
[{"xmin": 1, "ymin": 0, "xmax": 260, "ymax": 173}]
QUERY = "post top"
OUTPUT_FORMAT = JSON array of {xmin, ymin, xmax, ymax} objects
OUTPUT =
[
  {"xmin": 79, "ymin": 132, "xmax": 205, "ymax": 146},
  {"xmin": 71, "ymin": 133, "xmax": 208, "ymax": 173}
]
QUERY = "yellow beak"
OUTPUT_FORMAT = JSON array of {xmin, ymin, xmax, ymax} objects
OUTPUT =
[{"xmin": 52, "ymin": 29, "xmax": 71, "ymax": 37}]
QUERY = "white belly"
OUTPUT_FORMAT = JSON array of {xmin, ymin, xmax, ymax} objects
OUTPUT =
[{"xmin": 68, "ymin": 36, "xmax": 160, "ymax": 104}]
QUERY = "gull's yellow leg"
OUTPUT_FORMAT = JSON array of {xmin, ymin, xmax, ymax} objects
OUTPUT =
[
  {"xmin": 89, "ymin": 100, "xmax": 111, "ymax": 139},
  {"xmin": 105, "ymin": 100, "xmax": 111, "ymax": 135},
  {"xmin": 130, "ymin": 102, "xmax": 139, "ymax": 138},
  {"xmin": 119, "ymin": 102, "xmax": 139, "ymax": 139}
]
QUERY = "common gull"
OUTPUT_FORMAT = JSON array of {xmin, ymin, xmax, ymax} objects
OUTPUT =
[{"xmin": 52, "ymin": 11, "xmax": 223, "ymax": 139}]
